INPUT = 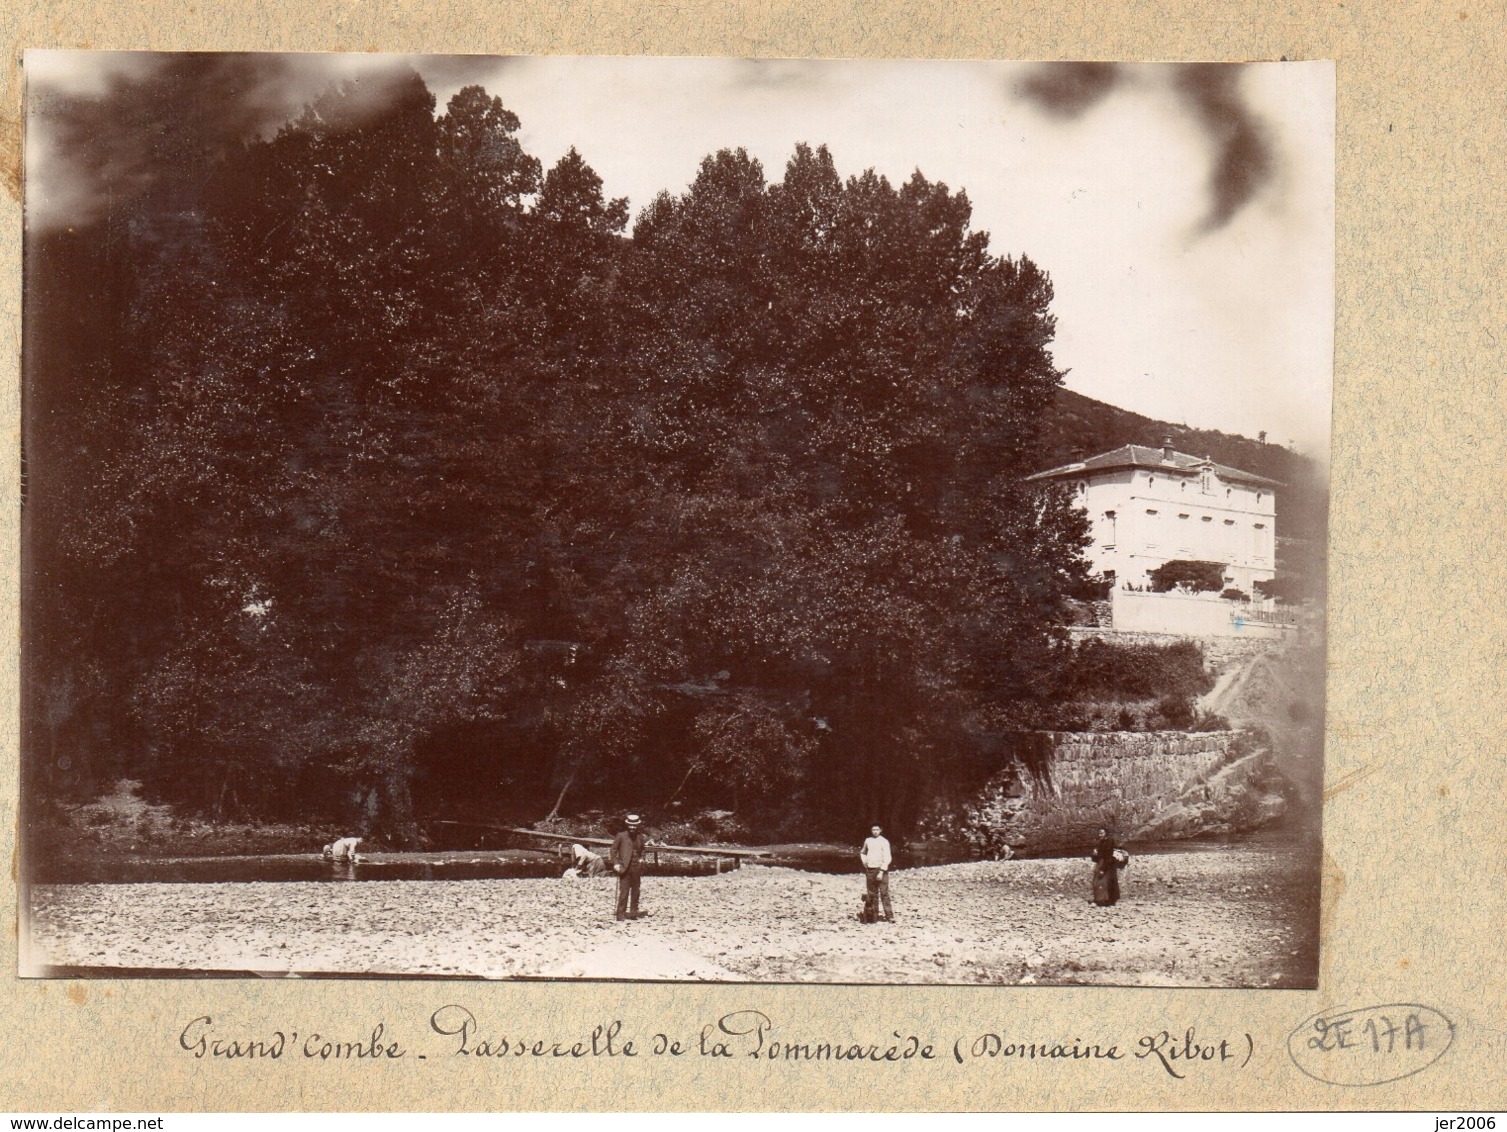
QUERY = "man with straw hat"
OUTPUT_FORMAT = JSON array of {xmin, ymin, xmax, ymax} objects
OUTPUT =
[{"xmin": 610, "ymin": 813, "xmax": 650, "ymax": 921}]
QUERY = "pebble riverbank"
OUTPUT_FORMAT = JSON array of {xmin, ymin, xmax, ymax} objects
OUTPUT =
[{"xmin": 26, "ymin": 838, "xmax": 1318, "ymax": 986}]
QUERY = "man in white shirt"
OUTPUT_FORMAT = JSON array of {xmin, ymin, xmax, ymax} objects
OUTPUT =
[{"xmin": 859, "ymin": 824, "xmax": 894, "ymax": 922}]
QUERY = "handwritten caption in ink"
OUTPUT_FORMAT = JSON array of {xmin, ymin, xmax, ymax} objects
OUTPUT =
[{"xmin": 177, "ymin": 1008, "xmax": 1253, "ymax": 1079}]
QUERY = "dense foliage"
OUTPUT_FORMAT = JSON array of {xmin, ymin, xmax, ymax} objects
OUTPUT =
[
  {"xmin": 1147, "ymin": 559, "xmax": 1227, "ymax": 594},
  {"xmin": 26, "ymin": 73, "xmax": 1099, "ymax": 842},
  {"xmin": 1062, "ymin": 638, "xmax": 1213, "ymax": 702}
]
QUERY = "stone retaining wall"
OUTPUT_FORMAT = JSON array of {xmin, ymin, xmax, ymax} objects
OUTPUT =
[{"xmin": 930, "ymin": 728, "xmax": 1285, "ymax": 856}]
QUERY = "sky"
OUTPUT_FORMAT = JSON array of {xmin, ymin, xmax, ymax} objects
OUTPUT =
[{"xmin": 24, "ymin": 53, "xmax": 1334, "ymax": 457}]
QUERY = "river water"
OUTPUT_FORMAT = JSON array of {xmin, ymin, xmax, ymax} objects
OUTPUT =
[{"xmin": 36, "ymin": 822, "xmax": 1314, "ymax": 884}]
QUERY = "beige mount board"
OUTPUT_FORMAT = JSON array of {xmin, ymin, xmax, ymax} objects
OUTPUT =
[{"xmin": 2, "ymin": 0, "xmax": 1504, "ymax": 1114}]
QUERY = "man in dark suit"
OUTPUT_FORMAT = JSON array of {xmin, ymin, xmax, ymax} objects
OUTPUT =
[{"xmin": 610, "ymin": 813, "xmax": 650, "ymax": 921}]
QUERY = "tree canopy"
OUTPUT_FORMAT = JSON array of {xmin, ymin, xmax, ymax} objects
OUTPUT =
[
  {"xmin": 1147, "ymin": 560, "xmax": 1228, "ymax": 594},
  {"xmin": 25, "ymin": 74, "xmax": 1091, "ymax": 843}
]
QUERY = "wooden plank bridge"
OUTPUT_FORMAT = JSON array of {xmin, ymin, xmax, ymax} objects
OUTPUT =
[{"xmin": 426, "ymin": 820, "xmax": 772, "ymax": 870}]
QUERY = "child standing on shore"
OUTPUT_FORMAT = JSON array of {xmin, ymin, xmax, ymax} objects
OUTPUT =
[{"xmin": 860, "ymin": 825, "xmax": 894, "ymax": 922}]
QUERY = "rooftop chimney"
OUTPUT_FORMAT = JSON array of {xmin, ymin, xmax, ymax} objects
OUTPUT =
[{"xmin": 1162, "ymin": 437, "xmax": 1175, "ymax": 461}]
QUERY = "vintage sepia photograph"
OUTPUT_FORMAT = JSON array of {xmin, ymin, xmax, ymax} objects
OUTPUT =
[{"xmin": 19, "ymin": 53, "xmax": 1333, "ymax": 985}]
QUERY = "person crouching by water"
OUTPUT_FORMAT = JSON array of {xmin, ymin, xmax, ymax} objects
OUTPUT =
[
  {"xmin": 322, "ymin": 836, "xmax": 362, "ymax": 863},
  {"xmin": 1090, "ymin": 827, "xmax": 1129, "ymax": 906},
  {"xmin": 860, "ymin": 824, "xmax": 895, "ymax": 922},
  {"xmin": 610, "ymin": 813, "xmax": 649, "ymax": 921},
  {"xmin": 564, "ymin": 843, "xmax": 608, "ymax": 878}
]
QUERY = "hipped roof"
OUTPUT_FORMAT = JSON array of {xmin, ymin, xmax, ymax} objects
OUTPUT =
[{"xmin": 1026, "ymin": 444, "xmax": 1284, "ymax": 488}]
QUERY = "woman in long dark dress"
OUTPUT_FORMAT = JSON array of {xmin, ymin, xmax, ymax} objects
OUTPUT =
[{"xmin": 1090, "ymin": 828, "xmax": 1125, "ymax": 906}]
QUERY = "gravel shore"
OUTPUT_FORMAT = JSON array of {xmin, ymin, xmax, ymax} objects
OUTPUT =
[{"xmin": 26, "ymin": 838, "xmax": 1318, "ymax": 986}]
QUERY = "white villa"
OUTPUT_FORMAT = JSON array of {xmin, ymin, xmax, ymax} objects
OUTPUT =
[{"xmin": 1027, "ymin": 440, "xmax": 1280, "ymax": 596}]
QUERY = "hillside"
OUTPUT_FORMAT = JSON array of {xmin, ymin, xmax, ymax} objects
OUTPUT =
[{"xmin": 1037, "ymin": 388, "xmax": 1329, "ymax": 544}]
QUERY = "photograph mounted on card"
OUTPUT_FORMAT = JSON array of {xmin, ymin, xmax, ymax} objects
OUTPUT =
[{"xmin": 19, "ymin": 53, "xmax": 1333, "ymax": 986}]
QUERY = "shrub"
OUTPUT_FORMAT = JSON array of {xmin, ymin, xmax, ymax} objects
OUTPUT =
[
  {"xmin": 1061, "ymin": 599, "xmax": 1098, "ymax": 627},
  {"xmin": 1220, "ymin": 587, "xmax": 1249, "ymax": 601},
  {"xmin": 1191, "ymin": 711, "xmax": 1231, "ymax": 731},
  {"xmin": 1066, "ymin": 638, "xmax": 1213, "ymax": 700},
  {"xmin": 1068, "ymin": 573, "xmax": 1115, "ymax": 601},
  {"xmin": 1153, "ymin": 694, "xmax": 1196, "ymax": 730}
]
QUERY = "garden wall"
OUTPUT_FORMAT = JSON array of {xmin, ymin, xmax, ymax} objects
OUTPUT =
[{"xmin": 1111, "ymin": 589, "xmax": 1293, "ymax": 639}]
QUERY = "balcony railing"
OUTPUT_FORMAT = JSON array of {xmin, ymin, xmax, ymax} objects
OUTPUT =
[{"xmin": 1231, "ymin": 603, "xmax": 1299, "ymax": 626}]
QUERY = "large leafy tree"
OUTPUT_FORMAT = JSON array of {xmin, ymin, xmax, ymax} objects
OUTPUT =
[
  {"xmin": 57, "ymin": 75, "xmax": 566, "ymax": 839},
  {"xmin": 31, "ymin": 76, "xmax": 1090, "ymax": 841},
  {"xmin": 585, "ymin": 144, "xmax": 1088, "ymax": 831}
]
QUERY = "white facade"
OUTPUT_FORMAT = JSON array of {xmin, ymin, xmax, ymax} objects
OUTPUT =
[{"xmin": 1029, "ymin": 444, "xmax": 1278, "ymax": 595}]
